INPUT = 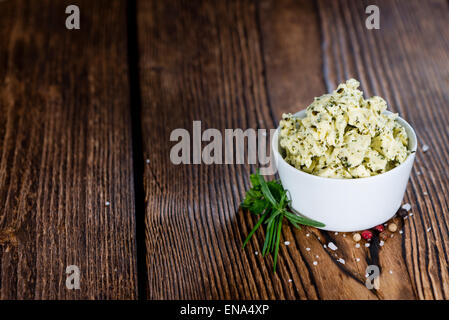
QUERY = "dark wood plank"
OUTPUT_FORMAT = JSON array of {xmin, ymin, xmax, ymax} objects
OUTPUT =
[
  {"xmin": 138, "ymin": 0, "xmax": 283, "ymax": 299},
  {"xmin": 139, "ymin": 0, "xmax": 449, "ymax": 299},
  {"xmin": 257, "ymin": 0, "xmax": 382, "ymax": 300},
  {"xmin": 0, "ymin": 0, "xmax": 137, "ymax": 299},
  {"xmin": 316, "ymin": 0, "xmax": 449, "ymax": 299}
]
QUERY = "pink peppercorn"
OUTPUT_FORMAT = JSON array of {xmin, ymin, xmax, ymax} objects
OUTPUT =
[
  {"xmin": 374, "ymin": 225, "xmax": 385, "ymax": 232},
  {"xmin": 362, "ymin": 230, "xmax": 373, "ymax": 241}
]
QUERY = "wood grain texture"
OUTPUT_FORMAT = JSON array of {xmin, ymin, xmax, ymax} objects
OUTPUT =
[
  {"xmin": 2, "ymin": 0, "xmax": 446, "ymax": 300},
  {"xmin": 317, "ymin": 0, "xmax": 449, "ymax": 299},
  {"xmin": 0, "ymin": 0, "xmax": 137, "ymax": 299},
  {"xmin": 139, "ymin": 0, "xmax": 283, "ymax": 299},
  {"xmin": 139, "ymin": 0, "xmax": 449, "ymax": 300}
]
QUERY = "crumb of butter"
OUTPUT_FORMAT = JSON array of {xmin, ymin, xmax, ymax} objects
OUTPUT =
[{"xmin": 279, "ymin": 79, "xmax": 410, "ymax": 179}]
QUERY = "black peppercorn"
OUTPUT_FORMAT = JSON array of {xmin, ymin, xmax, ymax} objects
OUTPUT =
[{"xmin": 397, "ymin": 208, "xmax": 408, "ymax": 218}]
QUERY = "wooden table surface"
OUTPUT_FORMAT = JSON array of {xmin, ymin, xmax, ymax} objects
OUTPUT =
[{"xmin": 0, "ymin": 0, "xmax": 448, "ymax": 300}]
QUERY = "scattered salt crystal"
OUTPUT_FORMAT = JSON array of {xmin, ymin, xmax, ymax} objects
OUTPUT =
[
  {"xmin": 391, "ymin": 234, "xmax": 394, "ymax": 238},
  {"xmin": 404, "ymin": 216, "xmax": 408, "ymax": 219},
  {"xmin": 402, "ymin": 203, "xmax": 411, "ymax": 211},
  {"xmin": 365, "ymin": 274, "xmax": 369, "ymax": 278},
  {"xmin": 105, "ymin": 201, "xmax": 110, "ymax": 206},
  {"xmin": 313, "ymin": 261, "xmax": 318, "ymax": 266},
  {"xmin": 356, "ymin": 258, "xmax": 360, "ymax": 262},
  {"xmin": 306, "ymin": 247, "xmax": 311, "ymax": 251},
  {"xmin": 306, "ymin": 233, "xmax": 310, "ymax": 237},
  {"xmin": 355, "ymin": 243, "xmax": 360, "ymax": 248},
  {"xmin": 365, "ymin": 243, "xmax": 370, "ymax": 248},
  {"xmin": 255, "ymin": 251, "xmax": 258, "ymax": 255},
  {"xmin": 427, "ymin": 227, "xmax": 431, "ymax": 232},
  {"xmin": 288, "ymin": 279, "xmax": 292, "ymax": 282},
  {"xmin": 335, "ymin": 232, "xmax": 339, "ymax": 235},
  {"xmin": 337, "ymin": 258, "xmax": 345, "ymax": 264},
  {"xmin": 423, "ymin": 192, "xmax": 428, "ymax": 196},
  {"xmin": 284, "ymin": 241, "xmax": 290, "ymax": 246},
  {"xmin": 343, "ymin": 234, "xmax": 346, "ymax": 237},
  {"xmin": 315, "ymin": 255, "xmax": 319, "ymax": 258},
  {"xmin": 399, "ymin": 230, "xmax": 403, "ymax": 234},
  {"xmin": 379, "ymin": 240, "xmax": 385, "ymax": 247},
  {"xmin": 389, "ymin": 270, "xmax": 393, "ymax": 274},
  {"xmin": 323, "ymin": 244, "xmax": 327, "ymax": 248},
  {"xmin": 422, "ymin": 144, "xmax": 429, "ymax": 152},
  {"xmin": 328, "ymin": 242, "xmax": 338, "ymax": 251},
  {"xmin": 146, "ymin": 159, "xmax": 150, "ymax": 164},
  {"xmin": 417, "ymin": 171, "xmax": 421, "ymax": 175},
  {"xmin": 409, "ymin": 213, "xmax": 414, "ymax": 216}
]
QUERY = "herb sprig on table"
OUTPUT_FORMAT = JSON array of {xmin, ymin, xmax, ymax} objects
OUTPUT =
[{"xmin": 241, "ymin": 170, "xmax": 325, "ymax": 272}]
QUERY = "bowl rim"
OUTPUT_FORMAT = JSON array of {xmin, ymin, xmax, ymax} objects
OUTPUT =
[{"xmin": 272, "ymin": 109, "xmax": 418, "ymax": 182}]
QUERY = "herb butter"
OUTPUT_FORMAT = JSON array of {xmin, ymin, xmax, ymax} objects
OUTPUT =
[{"xmin": 279, "ymin": 79, "xmax": 409, "ymax": 179}]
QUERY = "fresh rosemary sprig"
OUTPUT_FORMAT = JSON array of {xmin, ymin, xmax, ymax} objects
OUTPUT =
[{"xmin": 241, "ymin": 170, "xmax": 325, "ymax": 272}]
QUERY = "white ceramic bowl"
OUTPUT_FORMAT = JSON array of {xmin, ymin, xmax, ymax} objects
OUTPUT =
[{"xmin": 272, "ymin": 110, "xmax": 417, "ymax": 232}]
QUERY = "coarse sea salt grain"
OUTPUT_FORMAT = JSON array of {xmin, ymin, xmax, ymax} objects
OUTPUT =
[
  {"xmin": 306, "ymin": 247, "xmax": 311, "ymax": 251},
  {"xmin": 335, "ymin": 232, "xmax": 339, "ymax": 235},
  {"xmin": 315, "ymin": 255, "xmax": 319, "ymax": 258},
  {"xmin": 284, "ymin": 241, "xmax": 290, "ymax": 246},
  {"xmin": 306, "ymin": 233, "xmax": 310, "ymax": 237},
  {"xmin": 337, "ymin": 258, "xmax": 345, "ymax": 264},
  {"xmin": 146, "ymin": 159, "xmax": 150, "ymax": 164},
  {"xmin": 427, "ymin": 227, "xmax": 432, "ymax": 232},
  {"xmin": 423, "ymin": 192, "xmax": 428, "ymax": 196},
  {"xmin": 356, "ymin": 258, "xmax": 360, "ymax": 262},
  {"xmin": 422, "ymin": 144, "xmax": 429, "ymax": 152},
  {"xmin": 105, "ymin": 201, "xmax": 110, "ymax": 206},
  {"xmin": 288, "ymin": 279, "xmax": 292, "ymax": 282},
  {"xmin": 402, "ymin": 203, "xmax": 412, "ymax": 211},
  {"xmin": 313, "ymin": 261, "xmax": 318, "ymax": 266},
  {"xmin": 389, "ymin": 270, "xmax": 393, "ymax": 274},
  {"xmin": 355, "ymin": 243, "xmax": 360, "ymax": 248},
  {"xmin": 255, "ymin": 251, "xmax": 258, "ymax": 255},
  {"xmin": 365, "ymin": 243, "xmax": 370, "ymax": 248},
  {"xmin": 379, "ymin": 240, "xmax": 385, "ymax": 247},
  {"xmin": 328, "ymin": 242, "xmax": 338, "ymax": 251},
  {"xmin": 399, "ymin": 230, "xmax": 403, "ymax": 234}
]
